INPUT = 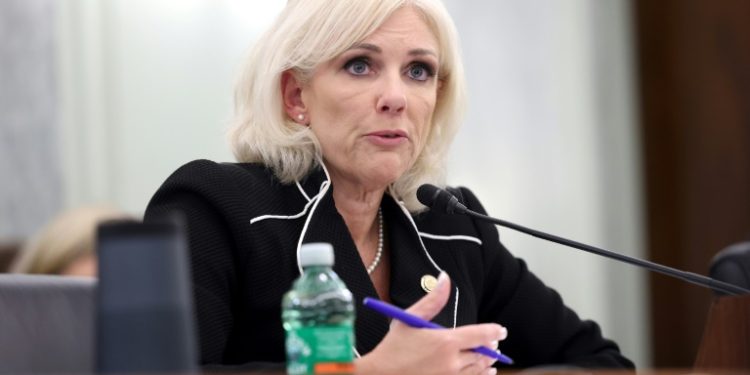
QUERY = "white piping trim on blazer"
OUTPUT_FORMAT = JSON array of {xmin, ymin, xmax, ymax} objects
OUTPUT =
[
  {"xmin": 294, "ymin": 160, "xmax": 332, "ymax": 277},
  {"xmin": 248, "ymin": 174, "xmax": 321, "ymax": 224},
  {"xmin": 418, "ymin": 233, "xmax": 482, "ymax": 246},
  {"xmin": 390, "ymin": 186, "xmax": 459, "ymax": 329},
  {"xmin": 390, "ymin": 189, "xmax": 442, "ymax": 272},
  {"xmin": 245, "ymin": 160, "xmax": 332, "ymax": 277},
  {"xmin": 249, "ymin": 197, "xmax": 319, "ymax": 224},
  {"xmin": 296, "ymin": 180, "xmax": 312, "ymax": 202},
  {"xmin": 453, "ymin": 286, "xmax": 460, "ymax": 330}
]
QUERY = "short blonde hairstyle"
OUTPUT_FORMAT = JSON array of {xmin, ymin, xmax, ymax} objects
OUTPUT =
[
  {"xmin": 228, "ymin": 0, "xmax": 466, "ymax": 212},
  {"xmin": 11, "ymin": 205, "xmax": 129, "ymax": 275}
]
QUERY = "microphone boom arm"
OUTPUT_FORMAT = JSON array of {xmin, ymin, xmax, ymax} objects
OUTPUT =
[{"xmin": 463, "ymin": 210, "xmax": 750, "ymax": 296}]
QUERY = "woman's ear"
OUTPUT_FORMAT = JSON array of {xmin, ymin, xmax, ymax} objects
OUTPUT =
[{"xmin": 281, "ymin": 70, "xmax": 308, "ymax": 124}]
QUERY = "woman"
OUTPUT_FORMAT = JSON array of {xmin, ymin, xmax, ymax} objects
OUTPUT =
[{"xmin": 145, "ymin": 0, "xmax": 633, "ymax": 373}]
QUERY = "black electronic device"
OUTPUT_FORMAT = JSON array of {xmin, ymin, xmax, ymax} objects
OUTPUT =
[{"xmin": 96, "ymin": 216, "xmax": 197, "ymax": 373}]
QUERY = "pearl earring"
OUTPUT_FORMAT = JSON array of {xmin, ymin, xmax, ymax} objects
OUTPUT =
[{"xmin": 297, "ymin": 114, "xmax": 305, "ymax": 121}]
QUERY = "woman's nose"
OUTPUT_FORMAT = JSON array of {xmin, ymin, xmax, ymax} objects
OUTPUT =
[{"xmin": 376, "ymin": 74, "xmax": 407, "ymax": 114}]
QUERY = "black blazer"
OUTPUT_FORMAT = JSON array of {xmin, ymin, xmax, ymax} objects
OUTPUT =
[{"xmin": 144, "ymin": 159, "xmax": 633, "ymax": 369}]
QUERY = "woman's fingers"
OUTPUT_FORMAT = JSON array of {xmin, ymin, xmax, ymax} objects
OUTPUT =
[
  {"xmin": 456, "ymin": 346, "xmax": 499, "ymax": 372},
  {"xmin": 459, "ymin": 357, "xmax": 497, "ymax": 375},
  {"xmin": 476, "ymin": 353, "xmax": 498, "ymax": 371},
  {"xmin": 457, "ymin": 351, "xmax": 483, "ymax": 369},
  {"xmin": 370, "ymin": 272, "xmax": 509, "ymax": 375},
  {"xmin": 451, "ymin": 323, "xmax": 507, "ymax": 350},
  {"xmin": 402, "ymin": 271, "xmax": 451, "ymax": 321},
  {"xmin": 454, "ymin": 326, "xmax": 507, "ymax": 374},
  {"xmin": 489, "ymin": 340, "xmax": 499, "ymax": 350}
]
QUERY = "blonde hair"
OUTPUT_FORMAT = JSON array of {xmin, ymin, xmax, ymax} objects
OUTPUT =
[
  {"xmin": 11, "ymin": 205, "xmax": 129, "ymax": 275},
  {"xmin": 228, "ymin": 0, "xmax": 466, "ymax": 212}
]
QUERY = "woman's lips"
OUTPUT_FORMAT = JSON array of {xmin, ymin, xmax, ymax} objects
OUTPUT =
[{"xmin": 365, "ymin": 130, "xmax": 408, "ymax": 146}]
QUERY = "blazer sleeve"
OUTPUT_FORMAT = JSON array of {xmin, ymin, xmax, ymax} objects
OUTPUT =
[
  {"xmin": 458, "ymin": 187, "xmax": 634, "ymax": 369},
  {"xmin": 144, "ymin": 160, "xmax": 242, "ymax": 366}
]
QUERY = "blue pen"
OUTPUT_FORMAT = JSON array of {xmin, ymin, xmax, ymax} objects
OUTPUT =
[{"xmin": 363, "ymin": 297, "xmax": 514, "ymax": 365}]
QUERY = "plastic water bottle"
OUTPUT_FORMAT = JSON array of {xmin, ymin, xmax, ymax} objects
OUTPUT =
[{"xmin": 282, "ymin": 243, "xmax": 355, "ymax": 374}]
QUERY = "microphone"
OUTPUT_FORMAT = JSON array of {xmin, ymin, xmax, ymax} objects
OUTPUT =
[
  {"xmin": 417, "ymin": 183, "xmax": 467, "ymax": 214},
  {"xmin": 416, "ymin": 184, "xmax": 750, "ymax": 296}
]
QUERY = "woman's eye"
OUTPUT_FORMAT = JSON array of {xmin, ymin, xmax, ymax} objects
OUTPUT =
[
  {"xmin": 408, "ymin": 63, "xmax": 434, "ymax": 81},
  {"xmin": 345, "ymin": 59, "xmax": 370, "ymax": 75}
]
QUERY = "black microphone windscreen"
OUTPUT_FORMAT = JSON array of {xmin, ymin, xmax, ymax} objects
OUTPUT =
[
  {"xmin": 417, "ymin": 184, "xmax": 441, "ymax": 207},
  {"xmin": 417, "ymin": 184, "xmax": 464, "ymax": 214}
]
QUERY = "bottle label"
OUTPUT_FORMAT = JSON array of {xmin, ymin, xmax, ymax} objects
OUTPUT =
[{"xmin": 286, "ymin": 325, "xmax": 354, "ymax": 374}]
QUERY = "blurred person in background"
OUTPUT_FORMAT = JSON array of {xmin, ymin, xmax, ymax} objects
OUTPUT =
[{"xmin": 10, "ymin": 205, "xmax": 130, "ymax": 277}]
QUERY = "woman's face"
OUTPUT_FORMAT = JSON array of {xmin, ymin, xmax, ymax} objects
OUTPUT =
[{"xmin": 302, "ymin": 7, "xmax": 439, "ymax": 191}]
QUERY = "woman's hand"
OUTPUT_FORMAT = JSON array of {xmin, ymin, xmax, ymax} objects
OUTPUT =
[{"xmin": 356, "ymin": 272, "xmax": 508, "ymax": 375}]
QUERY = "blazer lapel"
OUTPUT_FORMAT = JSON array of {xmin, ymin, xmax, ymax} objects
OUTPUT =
[{"xmin": 383, "ymin": 197, "xmax": 457, "ymax": 328}]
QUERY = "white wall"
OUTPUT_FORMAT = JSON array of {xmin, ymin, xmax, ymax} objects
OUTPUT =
[
  {"xmin": 57, "ymin": 0, "xmax": 647, "ymax": 367},
  {"xmin": 443, "ymin": 0, "xmax": 647, "ymax": 366},
  {"xmin": 0, "ymin": 0, "xmax": 62, "ymax": 238},
  {"xmin": 58, "ymin": 0, "xmax": 285, "ymax": 212}
]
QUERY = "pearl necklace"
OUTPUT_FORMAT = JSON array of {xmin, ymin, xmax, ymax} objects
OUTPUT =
[{"xmin": 366, "ymin": 207, "xmax": 384, "ymax": 275}]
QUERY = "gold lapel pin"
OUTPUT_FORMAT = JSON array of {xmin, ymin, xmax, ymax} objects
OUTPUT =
[{"xmin": 420, "ymin": 274, "xmax": 438, "ymax": 293}]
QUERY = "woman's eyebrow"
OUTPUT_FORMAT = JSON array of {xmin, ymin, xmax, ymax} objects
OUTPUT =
[
  {"xmin": 408, "ymin": 48, "xmax": 437, "ymax": 58},
  {"xmin": 348, "ymin": 43, "xmax": 381, "ymax": 53},
  {"xmin": 348, "ymin": 43, "xmax": 437, "ymax": 58}
]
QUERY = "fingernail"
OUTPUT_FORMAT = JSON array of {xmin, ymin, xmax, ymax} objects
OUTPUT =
[
  {"xmin": 499, "ymin": 326, "xmax": 508, "ymax": 340},
  {"xmin": 490, "ymin": 340, "xmax": 499, "ymax": 350},
  {"xmin": 488, "ymin": 368, "xmax": 497, "ymax": 375},
  {"xmin": 436, "ymin": 271, "xmax": 448, "ymax": 289}
]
